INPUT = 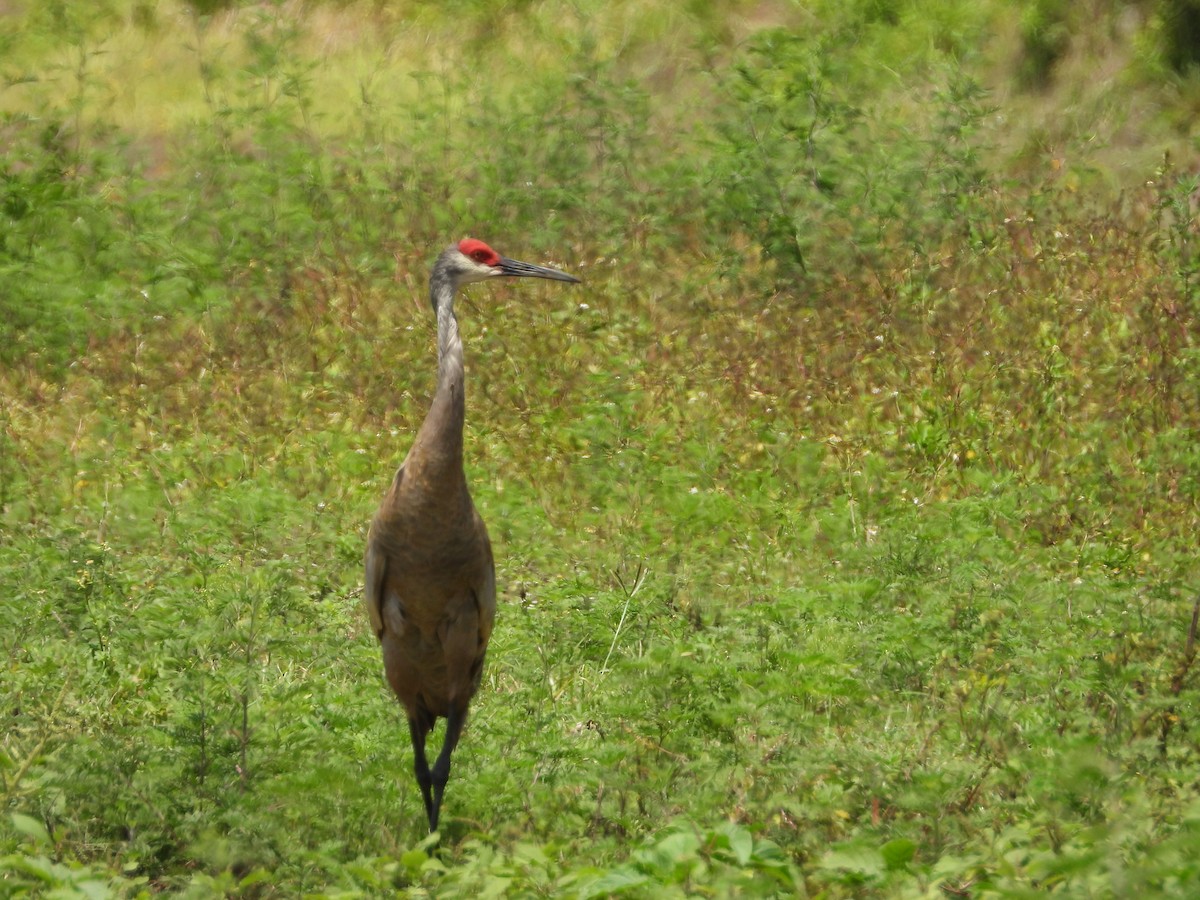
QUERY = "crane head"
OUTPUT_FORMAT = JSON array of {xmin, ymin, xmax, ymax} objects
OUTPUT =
[{"xmin": 448, "ymin": 238, "xmax": 581, "ymax": 286}]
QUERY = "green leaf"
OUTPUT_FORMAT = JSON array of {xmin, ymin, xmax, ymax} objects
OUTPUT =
[
  {"xmin": 10, "ymin": 813, "xmax": 51, "ymax": 846},
  {"xmin": 714, "ymin": 821, "xmax": 753, "ymax": 866},
  {"xmin": 881, "ymin": 838, "xmax": 916, "ymax": 871},
  {"xmin": 238, "ymin": 867, "xmax": 274, "ymax": 889},
  {"xmin": 400, "ymin": 848, "xmax": 427, "ymax": 877},
  {"xmin": 421, "ymin": 856, "xmax": 449, "ymax": 876},
  {"xmin": 819, "ymin": 844, "xmax": 886, "ymax": 880},
  {"xmin": 1, "ymin": 853, "xmax": 58, "ymax": 883},
  {"xmin": 72, "ymin": 879, "xmax": 113, "ymax": 900},
  {"xmin": 578, "ymin": 868, "xmax": 651, "ymax": 899},
  {"xmin": 636, "ymin": 829, "xmax": 702, "ymax": 879},
  {"xmin": 750, "ymin": 838, "xmax": 791, "ymax": 870}
]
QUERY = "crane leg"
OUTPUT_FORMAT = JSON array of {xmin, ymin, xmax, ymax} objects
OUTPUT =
[
  {"xmin": 407, "ymin": 716, "xmax": 436, "ymax": 831},
  {"xmin": 427, "ymin": 705, "xmax": 467, "ymax": 833}
]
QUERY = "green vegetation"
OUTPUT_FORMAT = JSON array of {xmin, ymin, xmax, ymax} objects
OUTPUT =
[{"xmin": 3, "ymin": 0, "xmax": 1200, "ymax": 896}]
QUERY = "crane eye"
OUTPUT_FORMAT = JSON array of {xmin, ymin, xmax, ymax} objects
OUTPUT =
[{"xmin": 471, "ymin": 249, "xmax": 491, "ymax": 263}]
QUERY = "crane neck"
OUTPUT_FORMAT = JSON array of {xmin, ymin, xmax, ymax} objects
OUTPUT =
[
  {"xmin": 404, "ymin": 273, "xmax": 467, "ymax": 492},
  {"xmin": 431, "ymin": 276, "xmax": 464, "ymax": 399}
]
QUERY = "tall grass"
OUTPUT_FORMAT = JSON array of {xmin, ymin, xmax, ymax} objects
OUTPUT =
[{"xmin": 2, "ymin": 1, "xmax": 1199, "ymax": 896}]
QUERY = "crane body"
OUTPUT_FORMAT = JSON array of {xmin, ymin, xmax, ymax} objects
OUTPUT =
[{"xmin": 364, "ymin": 238, "xmax": 579, "ymax": 833}]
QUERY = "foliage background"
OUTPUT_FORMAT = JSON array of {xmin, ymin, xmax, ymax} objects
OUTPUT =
[{"xmin": 2, "ymin": 0, "xmax": 1199, "ymax": 896}]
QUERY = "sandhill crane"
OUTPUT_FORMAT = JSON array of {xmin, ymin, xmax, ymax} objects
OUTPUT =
[{"xmin": 364, "ymin": 237, "xmax": 580, "ymax": 833}]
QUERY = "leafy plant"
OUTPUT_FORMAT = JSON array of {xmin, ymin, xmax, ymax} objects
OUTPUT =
[{"xmin": 2, "ymin": 1, "xmax": 1200, "ymax": 897}]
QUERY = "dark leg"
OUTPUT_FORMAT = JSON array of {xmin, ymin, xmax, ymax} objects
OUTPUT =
[
  {"xmin": 428, "ymin": 705, "xmax": 468, "ymax": 833},
  {"xmin": 407, "ymin": 716, "xmax": 436, "ymax": 831}
]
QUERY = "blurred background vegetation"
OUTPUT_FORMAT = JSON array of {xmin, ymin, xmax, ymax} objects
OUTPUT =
[{"xmin": 2, "ymin": 0, "xmax": 1200, "ymax": 896}]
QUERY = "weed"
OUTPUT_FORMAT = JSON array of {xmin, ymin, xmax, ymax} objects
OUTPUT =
[{"xmin": 2, "ymin": 2, "xmax": 1200, "ymax": 897}]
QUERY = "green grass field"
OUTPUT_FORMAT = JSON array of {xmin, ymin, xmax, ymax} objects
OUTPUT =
[{"xmin": 3, "ymin": 1, "xmax": 1200, "ymax": 896}]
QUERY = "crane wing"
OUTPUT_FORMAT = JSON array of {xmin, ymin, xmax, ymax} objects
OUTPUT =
[
  {"xmin": 364, "ymin": 532, "xmax": 388, "ymax": 640},
  {"xmin": 364, "ymin": 462, "xmax": 406, "ymax": 640}
]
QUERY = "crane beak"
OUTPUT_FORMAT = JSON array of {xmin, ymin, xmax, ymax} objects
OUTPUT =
[{"xmin": 497, "ymin": 257, "xmax": 581, "ymax": 284}]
